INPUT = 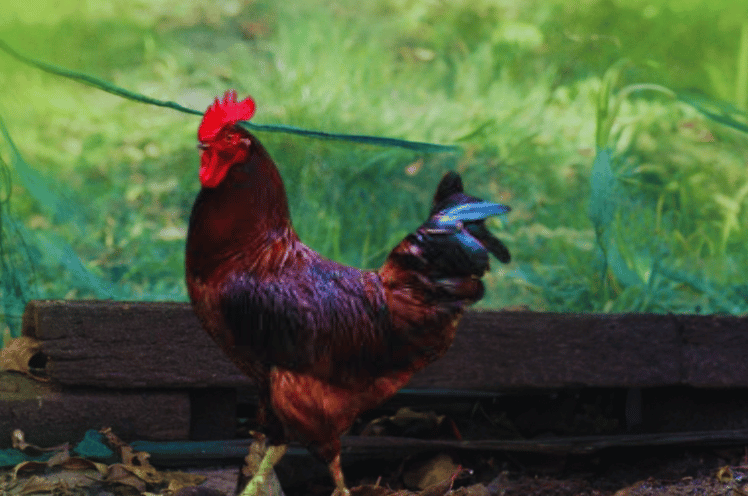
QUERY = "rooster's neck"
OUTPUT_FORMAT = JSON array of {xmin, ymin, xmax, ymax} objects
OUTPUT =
[{"xmin": 186, "ymin": 139, "xmax": 297, "ymax": 280}]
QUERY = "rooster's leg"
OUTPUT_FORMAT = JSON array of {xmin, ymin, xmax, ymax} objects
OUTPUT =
[
  {"xmin": 240, "ymin": 444, "xmax": 287, "ymax": 496},
  {"xmin": 328, "ymin": 454, "xmax": 350, "ymax": 496}
]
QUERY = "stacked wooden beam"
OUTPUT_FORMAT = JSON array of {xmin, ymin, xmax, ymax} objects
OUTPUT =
[{"xmin": 2, "ymin": 300, "xmax": 748, "ymax": 451}]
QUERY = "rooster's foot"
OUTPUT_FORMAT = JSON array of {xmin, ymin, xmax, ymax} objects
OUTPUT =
[{"xmin": 328, "ymin": 454, "xmax": 350, "ymax": 496}]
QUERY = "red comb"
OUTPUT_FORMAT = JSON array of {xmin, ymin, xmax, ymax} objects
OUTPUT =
[{"xmin": 198, "ymin": 90, "xmax": 256, "ymax": 142}]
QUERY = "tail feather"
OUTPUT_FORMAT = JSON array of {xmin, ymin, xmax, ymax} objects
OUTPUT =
[
  {"xmin": 381, "ymin": 171, "xmax": 510, "ymax": 303},
  {"xmin": 431, "ymin": 171, "xmax": 464, "ymax": 210},
  {"xmin": 417, "ymin": 172, "xmax": 511, "ymax": 277},
  {"xmin": 430, "ymin": 202, "xmax": 510, "ymax": 229},
  {"xmin": 465, "ymin": 222, "xmax": 511, "ymax": 264}
]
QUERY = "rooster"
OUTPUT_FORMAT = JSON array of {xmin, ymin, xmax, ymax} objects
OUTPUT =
[{"xmin": 185, "ymin": 91, "xmax": 511, "ymax": 495}]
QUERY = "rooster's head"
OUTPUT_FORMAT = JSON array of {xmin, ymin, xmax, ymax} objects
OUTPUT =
[{"xmin": 197, "ymin": 90, "xmax": 256, "ymax": 188}]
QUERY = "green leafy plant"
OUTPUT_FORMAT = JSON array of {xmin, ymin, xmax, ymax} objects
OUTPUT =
[
  {"xmin": 586, "ymin": 58, "xmax": 748, "ymax": 313},
  {"xmin": 1, "ymin": 0, "xmax": 747, "ymax": 337}
]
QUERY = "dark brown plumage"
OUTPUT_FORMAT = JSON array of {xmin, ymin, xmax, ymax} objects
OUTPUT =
[{"xmin": 185, "ymin": 91, "xmax": 510, "ymax": 495}]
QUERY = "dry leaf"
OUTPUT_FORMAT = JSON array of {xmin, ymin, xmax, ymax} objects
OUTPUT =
[
  {"xmin": 361, "ymin": 408, "xmax": 453, "ymax": 439},
  {"xmin": 46, "ymin": 448, "xmax": 71, "ymax": 467},
  {"xmin": 351, "ymin": 460, "xmax": 474, "ymax": 496},
  {"xmin": 403, "ymin": 454, "xmax": 458, "ymax": 490},
  {"xmin": 421, "ymin": 465, "xmax": 473, "ymax": 496},
  {"xmin": 12, "ymin": 461, "xmax": 49, "ymax": 480},
  {"xmin": 243, "ymin": 432, "xmax": 268, "ymax": 477},
  {"xmin": 4, "ymin": 428, "xmax": 197, "ymax": 496},
  {"xmin": 119, "ymin": 446, "xmax": 161, "ymax": 484},
  {"xmin": 238, "ymin": 434, "xmax": 284, "ymax": 496},
  {"xmin": 10, "ymin": 460, "xmax": 104, "ymax": 496},
  {"xmin": 717, "ymin": 465, "xmax": 733, "ymax": 483},
  {"xmin": 7, "ymin": 428, "xmax": 205, "ymax": 495},
  {"xmin": 165, "ymin": 471, "xmax": 208, "ymax": 492},
  {"xmin": 106, "ymin": 464, "xmax": 147, "ymax": 493},
  {"xmin": 18, "ymin": 474, "xmax": 59, "ymax": 495},
  {"xmin": 0, "ymin": 337, "xmax": 47, "ymax": 380},
  {"xmin": 350, "ymin": 486, "xmax": 412, "ymax": 496},
  {"xmin": 100, "ymin": 427, "xmax": 129, "ymax": 451},
  {"xmin": 59, "ymin": 456, "xmax": 109, "ymax": 475},
  {"xmin": 172, "ymin": 488, "xmax": 226, "ymax": 496},
  {"xmin": 101, "ymin": 428, "xmax": 206, "ymax": 493},
  {"xmin": 12, "ymin": 429, "xmax": 69, "ymax": 455},
  {"xmin": 450, "ymin": 484, "xmax": 490, "ymax": 496}
]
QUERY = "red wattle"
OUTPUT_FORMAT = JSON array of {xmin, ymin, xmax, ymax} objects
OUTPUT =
[{"xmin": 199, "ymin": 152, "xmax": 228, "ymax": 188}]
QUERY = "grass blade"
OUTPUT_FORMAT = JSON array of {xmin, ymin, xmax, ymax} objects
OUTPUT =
[
  {"xmin": 588, "ymin": 148, "xmax": 616, "ymax": 231},
  {"xmin": 677, "ymin": 92, "xmax": 748, "ymax": 134}
]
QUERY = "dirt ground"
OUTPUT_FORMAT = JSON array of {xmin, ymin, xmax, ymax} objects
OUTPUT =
[
  {"xmin": 181, "ymin": 445, "xmax": 748, "ymax": 495},
  {"xmin": 144, "ymin": 445, "xmax": 748, "ymax": 496},
  {"xmin": 2, "ymin": 443, "xmax": 747, "ymax": 495},
  {"xmin": 2, "ymin": 377, "xmax": 746, "ymax": 495}
]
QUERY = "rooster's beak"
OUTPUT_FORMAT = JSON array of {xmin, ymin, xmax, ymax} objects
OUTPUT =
[{"xmin": 197, "ymin": 143, "xmax": 209, "ymax": 150}]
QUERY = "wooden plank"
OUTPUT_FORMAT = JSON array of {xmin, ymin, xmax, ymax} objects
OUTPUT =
[
  {"xmin": 131, "ymin": 428, "xmax": 748, "ymax": 464},
  {"xmin": 21, "ymin": 300, "xmax": 748, "ymax": 389},
  {"xmin": 680, "ymin": 314, "xmax": 748, "ymax": 387},
  {"xmin": 22, "ymin": 300, "xmax": 252, "ymax": 388},
  {"xmin": 189, "ymin": 388, "xmax": 237, "ymax": 440},
  {"xmin": 408, "ymin": 311, "xmax": 681, "ymax": 389},
  {"xmin": 0, "ymin": 372, "xmax": 190, "ymax": 449}
]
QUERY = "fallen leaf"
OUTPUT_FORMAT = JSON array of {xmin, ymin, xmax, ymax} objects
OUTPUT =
[
  {"xmin": 717, "ymin": 465, "xmax": 733, "ymax": 482},
  {"xmin": 242, "ymin": 431, "xmax": 268, "ymax": 478},
  {"xmin": 46, "ymin": 448, "xmax": 71, "ymax": 467},
  {"xmin": 58, "ymin": 456, "xmax": 108, "ymax": 475},
  {"xmin": 421, "ymin": 465, "xmax": 473, "ymax": 496},
  {"xmin": 342, "ymin": 463, "xmax": 478, "ymax": 496},
  {"xmin": 451, "ymin": 484, "xmax": 490, "ymax": 496},
  {"xmin": 172, "ymin": 488, "xmax": 226, "ymax": 496},
  {"xmin": 106, "ymin": 463, "xmax": 147, "ymax": 493},
  {"xmin": 117, "ymin": 447, "xmax": 162, "ymax": 485},
  {"xmin": 18, "ymin": 474, "xmax": 58, "ymax": 495},
  {"xmin": 350, "ymin": 486, "xmax": 411, "ymax": 496},
  {"xmin": 12, "ymin": 429, "xmax": 69, "ymax": 456},
  {"xmin": 9, "ymin": 459, "xmax": 104, "ymax": 496},
  {"xmin": 236, "ymin": 433, "xmax": 284, "ymax": 496},
  {"xmin": 100, "ymin": 427, "xmax": 129, "ymax": 451},
  {"xmin": 7, "ymin": 428, "xmax": 208, "ymax": 495},
  {"xmin": 403, "ymin": 454, "xmax": 458, "ymax": 490},
  {"xmin": 165, "ymin": 471, "xmax": 209, "ymax": 492},
  {"xmin": 12, "ymin": 461, "xmax": 49, "ymax": 480},
  {"xmin": 361, "ymin": 408, "xmax": 456, "ymax": 439},
  {"xmin": 100, "ymin": 428, "xmax": 206, "ymax": 494},
  {"xmin": 0, "ymin": 337, "xmax": 48, "ymax": 380}
]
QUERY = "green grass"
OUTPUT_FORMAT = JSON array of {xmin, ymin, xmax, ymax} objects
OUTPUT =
[{"xmin": 1, "ymin": 0, "xmax": 748, "ymax": 342}]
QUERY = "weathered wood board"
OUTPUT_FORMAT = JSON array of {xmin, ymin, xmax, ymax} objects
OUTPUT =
[
  {"xmin": 22, "ymin": 300, "xmax": 250, "ymax": 388},
  {"xmin": 0, "ymin": 372, "xmax": 190, "ymax": 449},
  {"xmin": 408, "ymin": 311, "xmax": 681, "ymax": 389},
  {"xmin": 680, "ymin": 315, "xmax": 748, "ymax": 387},
  {"xmin": 130, "ymin": 428, "xmax": 748, "ymax": 463},
  {"xmin": 21, "ymin": 300, "xmax": 748, "ymax": 390}
]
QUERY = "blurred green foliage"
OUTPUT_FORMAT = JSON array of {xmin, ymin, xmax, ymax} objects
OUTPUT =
[{"xmin": 1, "ymin": 0, "xmax": 748, "ymax": 343}]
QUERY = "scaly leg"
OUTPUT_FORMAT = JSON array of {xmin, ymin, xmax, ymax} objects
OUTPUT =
[
  {"xmin": 328, "ymin": 454, "xmax": 350, "ymax": 496},
  {"xmin": 239, "ymin": 444, "xmax": 287, "ymax": 496}
]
